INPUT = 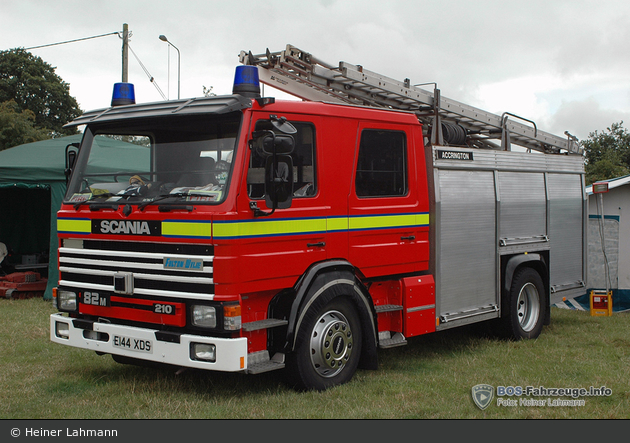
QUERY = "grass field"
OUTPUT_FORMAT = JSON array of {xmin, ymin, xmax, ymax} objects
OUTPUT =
[{"xmin": 1, "ymin": 298, "xmax": 628, "ymax": 419}]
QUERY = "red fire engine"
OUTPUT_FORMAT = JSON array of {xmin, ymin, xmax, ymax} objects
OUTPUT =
[{"xmin": 50, "ymin": 45, "xmax": 586, "ymax": 391}]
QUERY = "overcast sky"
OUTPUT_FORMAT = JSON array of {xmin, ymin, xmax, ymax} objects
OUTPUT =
[{"xmin": 4, "ymin": 0, "xmax": 630, "ymax": 141}]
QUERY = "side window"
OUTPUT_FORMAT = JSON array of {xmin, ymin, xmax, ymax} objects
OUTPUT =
[
  {"xmin": 248, "ymin": 120, "xmax": 317, "ymax": 199},
  {"xmin": 355, "ymin": 130, "xmax": 407, "ymax": 197}
]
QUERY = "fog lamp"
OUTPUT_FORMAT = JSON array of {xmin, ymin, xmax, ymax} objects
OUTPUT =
[
  {"xmin": 191, "ymin": 343, "xmax": 216, "ymax": 362},
  {"xmin": 55, "ymin": 322, "xmax": 70, "ymax": 339}
]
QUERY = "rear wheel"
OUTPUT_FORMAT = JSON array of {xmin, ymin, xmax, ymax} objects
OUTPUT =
[
  {"xmin": 288, "ymin": 296, "xmax": 362, "ymax": 391},
  {"xmin": 501, "ymin": 267, "xmax": 546, "ymax": 340}
]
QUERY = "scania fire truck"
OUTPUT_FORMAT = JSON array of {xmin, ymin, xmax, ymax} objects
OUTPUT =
[{"xmin": 50, "ymin": 45, "xmax": 586, "ymax": 391}]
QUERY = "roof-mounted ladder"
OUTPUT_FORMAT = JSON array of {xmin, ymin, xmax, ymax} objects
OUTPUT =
[{"xmin": 239, "ymin": 44, "xmax": 582, "ymax": 155}]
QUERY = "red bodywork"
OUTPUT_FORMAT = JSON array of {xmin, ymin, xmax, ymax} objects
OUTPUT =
[{"xmin": 56, "ymin": 99, "xmax": 436, "ymax": 355}]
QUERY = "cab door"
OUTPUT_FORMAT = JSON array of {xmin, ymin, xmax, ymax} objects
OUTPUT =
[
  {"xmin": 348, "ymin": 123, "xmax": 429, "ymax": 278},
  {"xmin": 229, "ymin": 112, "xmax": 327, "ymax": 292}
]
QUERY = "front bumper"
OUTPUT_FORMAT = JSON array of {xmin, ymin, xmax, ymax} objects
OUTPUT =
[{"xmin": 50, "ymin": 313, "xmax": 248, "ymax": 372}]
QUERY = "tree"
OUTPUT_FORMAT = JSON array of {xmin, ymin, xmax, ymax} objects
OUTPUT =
[
  {"xmin": 582, "ymin": 122, "xmax": 630, "ymax": 185},
  {"xmin": 0, "ymin": 48, "xmax": 82, "ymax": 141},
  {"xmin": 203, "ymin": 85, "xmax": 216, "ymax": 97},
  {"xmin": 0, "ymin": 100, "xmax": 49, "ymax": 150}
]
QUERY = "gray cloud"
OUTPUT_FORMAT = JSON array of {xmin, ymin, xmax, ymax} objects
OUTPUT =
[{"xmin": 3, "ymin": 0, "xmax": 629, "ymax": 140}]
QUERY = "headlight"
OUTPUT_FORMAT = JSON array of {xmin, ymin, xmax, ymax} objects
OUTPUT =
[
  {"xmin": 192, "ymin": 305, "xmax": 216, "ymax": 328},
  {"xmin": 57, "ymin": 290, "xmax": 77, "ymax": 311}
]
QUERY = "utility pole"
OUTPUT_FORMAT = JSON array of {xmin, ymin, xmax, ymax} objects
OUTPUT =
[{"xmin": 122, "ymin": 23, "xmax": 129, "ymax": 82}]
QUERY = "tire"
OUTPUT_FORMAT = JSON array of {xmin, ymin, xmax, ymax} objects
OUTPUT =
[
  {"xmin": 288, "ymin": 296, "xmax": 362, "ymax": 391},
  {"xmin": 501, "ymin": 267, "xmax": 546, "ymax": 340}
]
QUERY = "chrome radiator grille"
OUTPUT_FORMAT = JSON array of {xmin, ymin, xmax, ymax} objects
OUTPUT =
[{"xmin": 58, "ymin": 240, "xmax": 214, "ymax": 300}]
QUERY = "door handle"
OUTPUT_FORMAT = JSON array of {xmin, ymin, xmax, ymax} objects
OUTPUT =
[
  {"xmin": 401, "ymin": 235, "xmax": 415, "ymax": 241},
  {"xmin": 307, "ymin": 242, "xmax": 326, "ymax": 248}
]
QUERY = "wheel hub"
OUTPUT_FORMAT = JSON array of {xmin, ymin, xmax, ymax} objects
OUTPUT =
[
  {"xmin": 310, "ymin": 310, "xmax": 354, "ymax": 378},
  {"xmin": 517, "ymin": 282, "xmax": 540, "ymax": 332}
]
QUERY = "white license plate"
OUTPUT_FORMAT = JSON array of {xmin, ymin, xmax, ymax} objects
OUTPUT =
[{"xmin": 112, "ymin": 335, "xmax": 153, "ymax": 354}]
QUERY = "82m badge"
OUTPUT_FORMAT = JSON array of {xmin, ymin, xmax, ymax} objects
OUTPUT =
[{"xmin": 82, "ymin": 292, "xmax": 109, "ymax": 307}]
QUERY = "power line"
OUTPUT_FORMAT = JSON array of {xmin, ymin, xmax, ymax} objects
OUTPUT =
[
  {"xmin": 128, "ymin": 44, "xmax": 167, "ymax": 101},
  {"xmin": 24, "ymin": 31, "xmax": 120, "ymax": 50},
  {"xmin": 23, "ymin": 27, "xmax": 168, "ymax": 101}
]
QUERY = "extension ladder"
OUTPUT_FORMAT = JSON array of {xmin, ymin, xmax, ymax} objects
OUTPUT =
[{"xmin": 239, "ymin": 44, "xmax": 582, "ymax": 155}]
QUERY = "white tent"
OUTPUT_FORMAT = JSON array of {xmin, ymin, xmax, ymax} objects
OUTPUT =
[{"xmin": 584, "ymin": 175, "xmax": 630, "ymax": 311}]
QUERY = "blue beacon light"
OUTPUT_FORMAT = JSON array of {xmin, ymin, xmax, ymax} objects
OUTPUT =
[
  {"xmin": 232, "ymin": 65, "xmax": 261, "ymax": 98},
  {"xmin": 111, "ymin": 82, "xmax": 136, "ymax": 106}
]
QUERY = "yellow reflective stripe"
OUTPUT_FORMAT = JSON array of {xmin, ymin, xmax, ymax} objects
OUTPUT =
[
  {"xmin": 214, "ymin": 213, "xmax": 428, "ymax": 239},
  {"xmin": 58, "ymin": 213, "xmax": 429, "ymax": 239},
  {"xmin": 327, "ymin": 217, "xmax": 349, "ymax": 232},
  {"xmin": 58, "ymin": 218, "xmax": 91, "ymax": 234},
  {"xmin": 214, "ymin": 217, "xmax": 327, "ymax": 239},
  {"xmin": 162, "ymin": 221, "xmax": 212, "ymax": 238},
  {"xmin": 348, "ymin": 213, "xmax": 429, "ymax": 231},
  {"xmin": 416, "ymin": 212, "xmax": 430, "ymax": 227}
]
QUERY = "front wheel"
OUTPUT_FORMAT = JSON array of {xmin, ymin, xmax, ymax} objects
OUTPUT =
[
  {"xmin": 501, "ymin": 267, "xmax": 546, "ymax": 340},
  {"xmin": 288, "ymin": 297, "xmax": 362, "ymax": 391}
]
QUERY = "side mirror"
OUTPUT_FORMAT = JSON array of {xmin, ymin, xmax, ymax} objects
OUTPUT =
[
  {"xmin": 265, "ymin": 155, "xmax": 293, "ymax": 210},
  {"xmin": 249, "ymin": 116, "xmax": 297, "ymax": 217},
  {"xmin": 254, "ymin": 131, "xmax": 295, "ymax": 156},
  {"xmin": 65, "ymin": 143, "xmax": 79, "ymax": 184}
]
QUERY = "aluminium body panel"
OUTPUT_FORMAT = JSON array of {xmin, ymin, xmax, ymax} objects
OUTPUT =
[
  {"xmin": 434, "ymin": 167, "xmax": 497, "ymax": 318},
  {"xmin": 427, "ymin": 147, "xmax": 585, "ymax": 328},
  {"xmin": 498, "ymin": 172, "xmax": 547, "ymax": 240},
  {"xmin": 547, "ymin": 173, "xmax": 587, "ymax": 302}
]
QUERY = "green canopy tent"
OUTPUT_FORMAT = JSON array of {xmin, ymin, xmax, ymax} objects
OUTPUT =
[{"xmin": 0, "ymin": 134, "xmax": 150, "ymax": 299}]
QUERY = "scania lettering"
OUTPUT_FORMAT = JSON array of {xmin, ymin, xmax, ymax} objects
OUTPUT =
[
  {"xmin": 50, "ymin": 45, "xmax": 586, "ymax": 391},
  {"xmin": 98, "ymin": 220, "xmax": 153, "ymax": 235}
]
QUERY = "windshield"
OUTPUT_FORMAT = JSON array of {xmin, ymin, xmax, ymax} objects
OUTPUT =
[{"xmin": 65, "ymin": 113, "xmax": 241, "ymax": 207}]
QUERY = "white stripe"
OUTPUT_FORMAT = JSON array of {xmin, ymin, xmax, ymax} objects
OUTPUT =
[
  {"xmin": 59, "ymin": 247, "xmax": 213, "ymax": 261},
  {"xmin": 59, "ymin": 266, "xmax": 213, "ymax": 284},
  {"xmin": 58, "ymin": 280, "xmax": 214, "ymax": 301},
  {"xmin": 569, "ymin": 299, "xmax": 586, "ymax": 310},
  {"xmin": 60, "ymin": 256, "xmax": 213, "ymax": 274}
]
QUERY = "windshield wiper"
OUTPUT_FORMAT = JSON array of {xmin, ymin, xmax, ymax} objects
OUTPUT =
[
  {"xmin": 73, "ymin": 192, "xmax": 138, "ymax": 210},
  {"xmin": 137, "ymin": 192, "xmax": 189, "ymax": 211},
  {"xmin": 73, "ymin": 192, "xmax": 117, "ymax": 210}
]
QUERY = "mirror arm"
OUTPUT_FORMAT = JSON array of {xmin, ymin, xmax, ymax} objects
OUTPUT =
[{"xmin": 249, "ymin": 201, "xmax": 276, "ymax": 218}]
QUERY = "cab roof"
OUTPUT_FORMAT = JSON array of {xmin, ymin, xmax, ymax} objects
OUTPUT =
[{"xmin": 65, "ymin": 94, "xmax": 420, "ymax": 128}]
